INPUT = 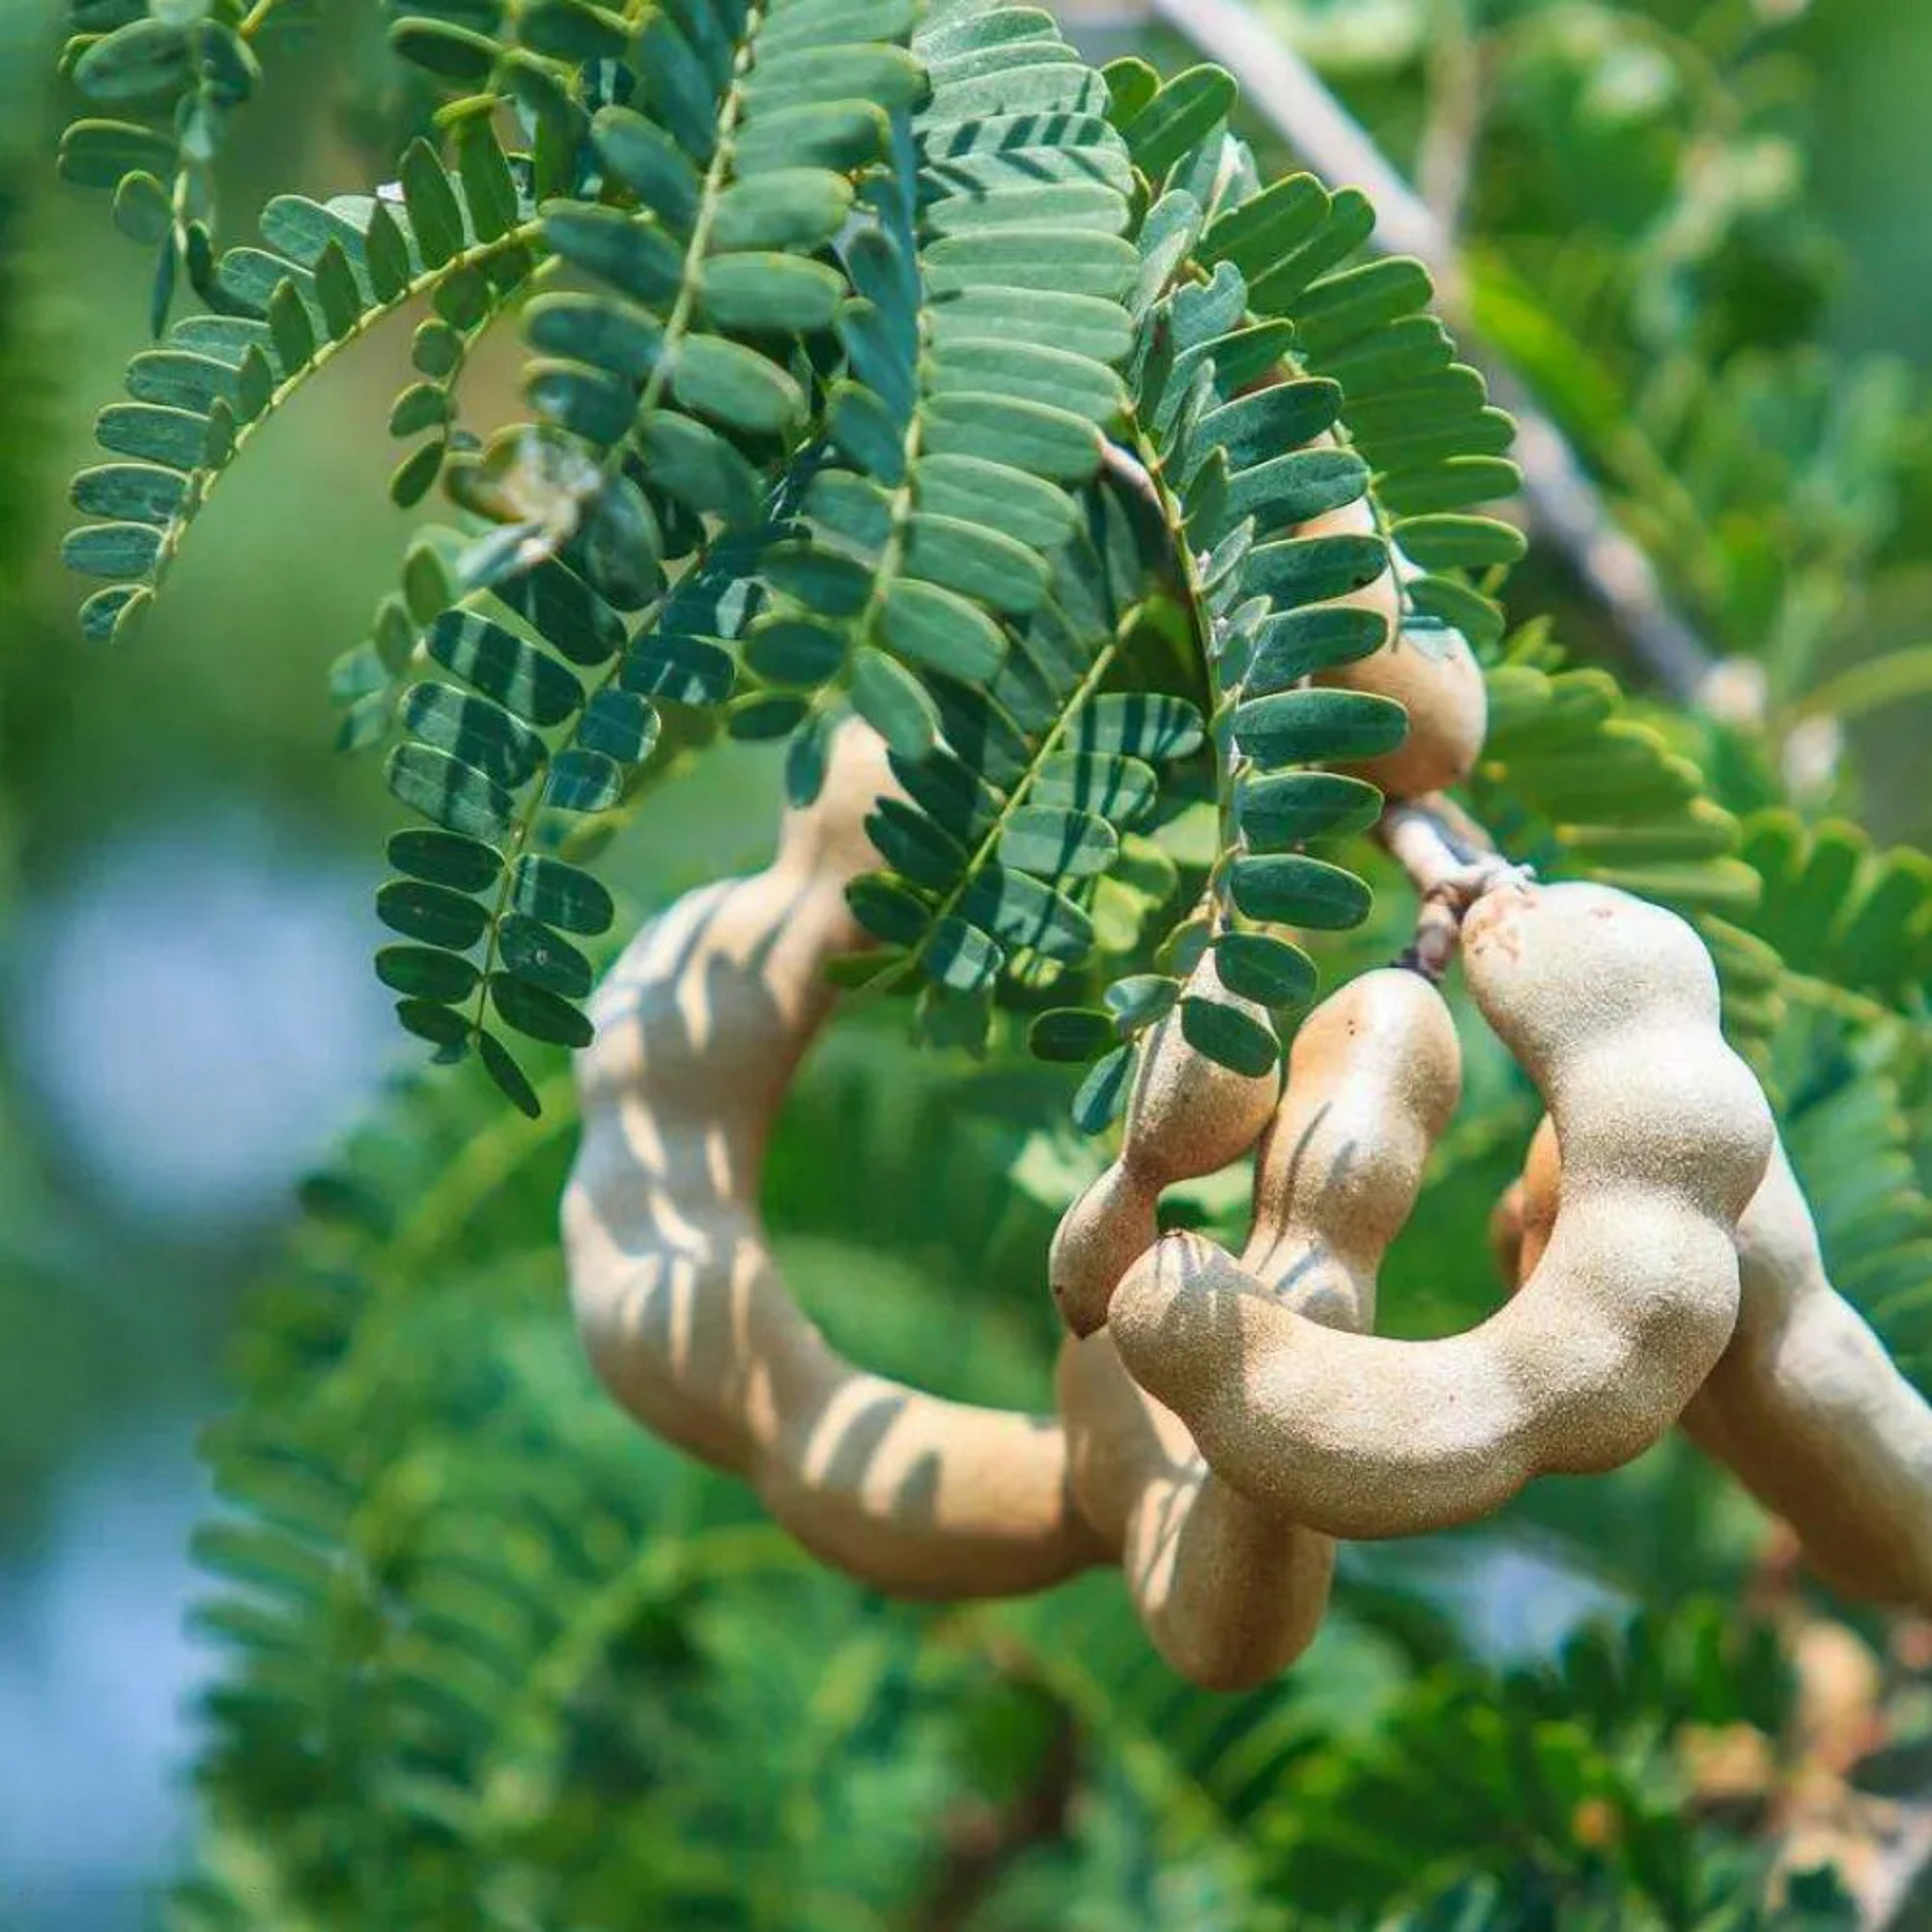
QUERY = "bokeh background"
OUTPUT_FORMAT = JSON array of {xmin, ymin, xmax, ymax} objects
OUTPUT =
[{"xmin": 3, "ymin": 1, "xmax": 1930, "ymax": 1923}]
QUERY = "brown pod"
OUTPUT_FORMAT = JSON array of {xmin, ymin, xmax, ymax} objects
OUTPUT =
[
  {"xmin": 565, "ymin": 724, "xmax": 1107, "ymax": 1600},
  {"xmin": 1490, "ymin": 1179, "xmax": 1528, "ymax": 1290},
  {"xmin": 1685, "ymin": 1143, "xmax": 1932, "ymax": 1607},
  {"xmin": 1298, "ymin": 489, "xmax": 1490, "ymax": 799},
  {"xmin": 1058, "ymin": 970, "xmax": 1462, "ymax": 1688},
  {"xmin": 1048, "ymin": 953, "xmax": 1279, "ymax": 1339},
  {"xmin": 1110, "ymin": 883, "xmax": 1774, "ymax": 1540},
  {"xmin": 1518, "ymin": 1113, "xmax": 1561, "ymax": 1281},
  {"xmin": 1517, "ymin": 1120, "xmax": 1932, "ymax": 1608}
]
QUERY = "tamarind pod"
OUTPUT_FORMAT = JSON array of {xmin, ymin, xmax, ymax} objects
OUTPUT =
[
  {"xmin": 1058, "ymin": 1333, "xmax": 1335, "ymax": 1690},
  {"xmin": 1110, "ymin": 884, "xmax": 1774, "ymax": 1540},
  {"xmin": 1518, "ymin": 1113, "xmax": 1561, "ymax": 1282},
  {"xmin": 1499, "ymin": 1121, "xmax": 1762, "ymax": 1461},
  {"xmin": 1514, "ymin": 1117, "xmax": 1932, "ymax": 1605},
  {"xmin": 1297, "ymin": 488, "xmax": 1490, "ymax": 800},
  {"xmin": 1684, "ymin": 1151, "xmax": 1932, "ymax": 1606},
  {"xmin": 1236, "ymin": 967, "xmax": 1463, "ymax": 1327},
  {"xmin": 1058, "ymin": 970, "xmax": 1461, "ymax": 1688},
  {"xmin": 1490, "ymin": 1179, "xmax": 1527, "ymax": 1290},
  {"xmin": 566, "ymin": 724, "xmax": 1108, "ymax": 1599},
  {"xmin": 1048, "ymin": 952, "xmax": 1279, "ymax": 1339},
  {"xmin": 1687, "ymin": 1149, "xmax": 1932, "ymax": 1605}
]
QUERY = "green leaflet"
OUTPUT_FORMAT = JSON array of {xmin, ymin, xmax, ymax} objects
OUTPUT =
[
  {"xmin": 708, "ymin": 168, "xmax": 855, "ymax": 252},
  {"xmin": 1032, "ymin": 753, "xmax": 1156, "ymax": 823},
  {"xmin": 61, "ymin": 521, "xmax": 163, "ymax": 579},
  {"xmin": 1073, "ymin": 693, "xmax": 1205, "ymax": 760},
  {"xmin": 428, "ymin": 611, "xmax": 583, "ymax": 726},
  {"xmin": 960, "ymin": 865, "xmax": 1094, "ymax": 961},
  {"xmin": 388, "ymin": 829, "xmax": 504, "ymax": 895},
  {"xmin": 490, "ymin": 972, "xmax": 595, "ymax": 1049},
  {"xmin": 526, "ymin": 293, "xmax": 665, "ymax": 380},
  {"xmin": 511, "ymin": 854, "xmax": 613, "ymax": 934},
  {"xmin": 1237, "ymin": 772, "xmax": 1384, "ymax": 849},
  {"xmin": 850, "ymin": 647, "xmax": 940, "ymax": 757},
  {"xmin": 544, "ymin": 749, "xmax": 625, "ymax": 812},
  {"xmin": 1119, "ymin": 64, "xmax": 1236, "ymax": 179},
  {"xmin": 1212, "ymin": 932, "xmax": 1317, "ymax": 1008},
  {"xmin": 375, "ymin": 945, "xmax": 482, "ymax": 1004},
  {"xmin": 542, "ymin": 205, "xmax": 684, "ymax": 304},
  {"xmin": 1179, "ymin": 993, "xmax": 1279, "ymax": 1076},
  {"xmin": 378, "ymin": 879, "xmax": 492, "ymax": 951},
  {"xmin": 1241, "ymin": 608, "xmax": 1389, "ymax": 694},
  {"xmin": 998, "ymin": 806, "xmax": 1119, "ymax": 880},
  {"xmin": 671, "ymin": 334, "xmax": 806, "ymax": 435},
  {"xmin": 592, "ymin": 107, "xmax": 702, "ymax": 232},
  {"xmin": 1029, "ymin": 1007, "xmax": 1116, "ymax": 1062},
  {"xmin": 1235, "ymin": 690, "xmax": 1407, "ymax": 767},
  {"xmin": 925, "ymin": 915, "xmax": 1005, "ymax": 992},
  {"xmin": 909, "ymin": 455, "xmax": 1081, "ymax": 552},
  {"xmin": 497, "ymin": 915, "xmax": 594, "ymax": 1001},
  {"xmin": 386, "ymin": 743, "xmax": 517, "ymax": 841},
  {"xmin": 402, "ymin": 682, "xmax": 547, "ymax": 789},
  {"xmin": 878, "ymin": 580, "xmax": 1007, "ymax": 680},
  {"xmin": 1073, "ymin": 1041, "xmax": 1135, "ymax": 1130},
  {"xmin": 698, "ymin": 254, "xmax": 844, "ymax": 333},
  {"xmin": 1228, "ymin": 855, "xmax": 1373, "ymax": 930}
]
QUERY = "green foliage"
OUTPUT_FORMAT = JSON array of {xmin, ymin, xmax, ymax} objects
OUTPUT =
[
  {"xmin": 64, "ymin": 115, "xmax": 541, "ymax": 642},
  {"xmin": 818, "ymin": 39, "xmax": 1530, "ymax": 1091},
  {"xmin": 60, "ymin": 0, "xmax": 1534, "ymax": 1110},
  {"xmin": 57, "ymin": 0, "xmax": 319, "ymax": 330},
  {"xmin": 1741, "ymin": 811, "xmax": 1932, "ymax": 1017}
]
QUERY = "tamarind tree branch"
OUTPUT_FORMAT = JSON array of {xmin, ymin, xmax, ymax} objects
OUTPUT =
[
  {"xmin": 1067, "ymin": 0, "xmax": 1724, "ymax": 706},
  {"xmin": 1378, "ymin": 795, "xmax": 1526, "ymax": 978}
]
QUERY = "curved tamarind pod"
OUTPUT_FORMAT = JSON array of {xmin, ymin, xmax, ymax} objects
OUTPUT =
[
  {"xmin": 1688, "ymin": 1144, "xmax": 1932, "ymax": 1607},
  {"xmin": 1298, "ymin": 489, "xmax": 1490, "ymax": 800},
  {"xmin": 565, "ymin": 724, "xmax": 1108, "ymax": 1599},
  {"xmin": 1110, "ymin": 883, "xmax": 1774, "ymax": 1540},
  {"xmin": 1048, "ymin": 953, "xmax": 1279, "ymax": 1339},
  {"xmin": 1515, "ymin": 1118, "xmax": 1932, "ymax": 1608},
  {"xmin": 1057, "ymin": 1335, "xmax": 1335, "ymax": 1690},
  {"xmin": 1056, "ymin": 969, "xmax": 1462, "ymax": 1689},
  {"xmin": 1236, "ymin": 967, "xmax": 1463, "ymax": 1327}
]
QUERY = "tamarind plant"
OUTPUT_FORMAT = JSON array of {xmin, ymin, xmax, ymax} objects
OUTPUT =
[{"xmin": 44, "ymin": 0, "xmax": 1932, "ymax": 1924}]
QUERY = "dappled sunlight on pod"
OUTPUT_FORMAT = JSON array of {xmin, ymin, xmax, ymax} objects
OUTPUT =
[
  {"xmin": 1055, "ymin": 967, "xmax": 1460, "ymax": 1688},
  {"xmin": 1110, "ymin": 884, "xmax": 1775, "ymax": 1540},
  {"xmin": 566, "ymin": 724, "xmax": 1109, "ymax": 1599},
  {"xmin": 1048, "ymin": 952, "xmax": 1280, "ymax": 1341}
]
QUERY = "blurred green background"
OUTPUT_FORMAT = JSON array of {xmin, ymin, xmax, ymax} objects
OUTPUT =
[{"xmin": 2, "ymin": 1, "xmax": 1929, "ymax": 1923}]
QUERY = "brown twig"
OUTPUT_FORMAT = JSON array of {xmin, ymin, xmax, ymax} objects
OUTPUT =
[{"xmin": 1378, "ymin": 795, "xmax": 1529, "ymax": 980}]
